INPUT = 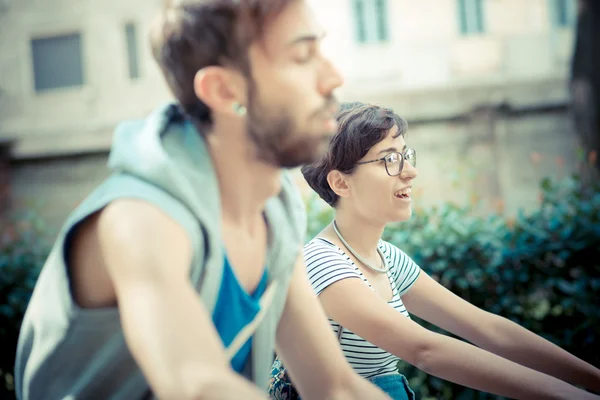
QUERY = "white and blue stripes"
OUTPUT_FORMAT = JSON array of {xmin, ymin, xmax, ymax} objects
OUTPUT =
[{"xmin": 304, "ymin": 238, "xmax": 421, "ymax": 379}]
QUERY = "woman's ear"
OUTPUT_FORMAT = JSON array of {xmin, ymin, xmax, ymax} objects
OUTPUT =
[{"xmin": 327, "ymin": 170, "xmax": 351, "ymax": 199}]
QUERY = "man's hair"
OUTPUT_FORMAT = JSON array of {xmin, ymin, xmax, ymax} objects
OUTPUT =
[
  {"xmin": 301, "ymin": 102, "xmax": 407, "ymax": 207},
  {"xmin": 150, "ymin": 0, "xmax": 290, "ymax": 128}
]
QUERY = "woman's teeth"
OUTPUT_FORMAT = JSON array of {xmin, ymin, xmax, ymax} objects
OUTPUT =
[{"xmin": 395, "ymin": 188, "xmax": 411, "ymax": 198}]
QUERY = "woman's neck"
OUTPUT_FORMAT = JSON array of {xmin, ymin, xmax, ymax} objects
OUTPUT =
[{"xmin": 329, "ymin": 209, "xmax": 385, "ymax": 259}]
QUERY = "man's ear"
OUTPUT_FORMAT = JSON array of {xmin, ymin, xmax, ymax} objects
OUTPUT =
[
  {"xmin": 327, "ymin": 170, "xmax": 351, "ymax": 199},
  {"xmin": 193, "ymin": 67, "xmax": 247, "ymax": 116}
]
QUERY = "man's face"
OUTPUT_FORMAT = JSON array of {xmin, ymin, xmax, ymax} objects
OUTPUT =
[{"xmin": 246, "ymin": 0, "xmax": 344, "ymax": 168}]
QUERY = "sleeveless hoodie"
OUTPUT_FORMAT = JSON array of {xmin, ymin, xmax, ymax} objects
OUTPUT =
[{"xmin": 14, "ymin": 103, "xmax": 306, "ymax": 399}]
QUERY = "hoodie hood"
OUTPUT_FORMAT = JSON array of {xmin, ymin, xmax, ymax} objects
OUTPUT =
[
  {"xmin": 107, "ymin": 103, "xmax": 221, "ymax": 228},
  {"xmin": 104, "ymin": 102, "xmax": 306, "ymax": 284}
]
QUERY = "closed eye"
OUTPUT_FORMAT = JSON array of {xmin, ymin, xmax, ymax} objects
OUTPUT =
[{"xmin": 292, "ymin": 44, "xmax": 317, "ymax": 64}]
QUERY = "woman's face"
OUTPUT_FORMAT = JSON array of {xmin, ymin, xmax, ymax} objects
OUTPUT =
[{"xmin": 343, "ymin": 126, "xmax": 418, "ymax": 224}]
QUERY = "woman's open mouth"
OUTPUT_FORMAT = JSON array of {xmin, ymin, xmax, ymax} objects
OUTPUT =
[{"xmin": 394, "ymin": 187, "xmax": 412, "ymax": 200}]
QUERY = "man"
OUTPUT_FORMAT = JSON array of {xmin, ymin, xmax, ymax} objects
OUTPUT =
[{"xmin": 14, "ymin": 0, "xmax": 390, "ymax": 399}]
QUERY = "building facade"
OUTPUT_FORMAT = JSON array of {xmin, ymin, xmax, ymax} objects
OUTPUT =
[{"xmin": 0, "ymin": 0, "xmax": 581, "ymax": 229}]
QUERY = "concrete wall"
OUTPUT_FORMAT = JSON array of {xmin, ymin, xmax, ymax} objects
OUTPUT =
[
  {"xmin": 403, "ymin": 105, "xmax": 580, "ymax": 216},
  {"xmin": 0, "ymin": 145, "xmax": 10, "ymax": 217},
  {"xmin": 6, "ymin": 100, "xmax": 581, "ymax": 235},
  {"xmin": 8, "ymin": 153, "xmax": 109, "ymax": 229}
]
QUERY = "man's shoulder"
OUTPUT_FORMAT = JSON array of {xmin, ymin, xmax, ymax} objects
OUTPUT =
[
  {"xmin": 98, "ymin": 198, "xmax": 191, "ymax": 249},
  {"xmin": 277, "ymin": 171, "xmax": 305, "ymax": 209}
]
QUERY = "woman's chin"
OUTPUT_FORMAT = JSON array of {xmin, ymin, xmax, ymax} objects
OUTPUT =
[{"xmin": 390, "ymin": 208, "xmax": 412, "ymax": 223}]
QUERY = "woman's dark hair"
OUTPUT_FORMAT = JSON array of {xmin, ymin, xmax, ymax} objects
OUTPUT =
[{"xmin": 301, "ymin": 101, "xmax": 407, "ymax": 207}]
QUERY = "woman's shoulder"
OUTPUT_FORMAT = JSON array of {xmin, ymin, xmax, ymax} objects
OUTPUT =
[
  {"xmin": 305, "ymin": 236, "xmax": 338, "ymax": 251},
  {"xmin": 303, "ymin": 237, "xmax": 354, "ymax": 268},
  {"xmin": 303, "ymin": 237, "xmax": 361, "ymax": 294},
  {"xmin": 378, "ymin": 239, "xmax": 410, "ymax": 258},
  {"xmin": 378, "ymin": 240, "xmax": 419, "ymax": 269},
  {"xmin": 304, "ymin": 237, "xmax": 346, "ymax": 257}
]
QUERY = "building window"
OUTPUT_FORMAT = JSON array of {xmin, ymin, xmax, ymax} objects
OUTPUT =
[
  {"xmin": 31, "ymin": 33, "xmax": 84, "ymax": 92},
  {"xmin": 458, "ymin": 0, "xmax": 485, "ymax": 35},
  {"xmin": 551, "ymin": 0, "xmax": 577, "ymax": 27},
  {"xmin": 352, "ymin": 0, "xmax": 390, "ymax": 44},
  {"xmin": 125, "ymin": 22, "xmax": 140, "ymax": 79}
]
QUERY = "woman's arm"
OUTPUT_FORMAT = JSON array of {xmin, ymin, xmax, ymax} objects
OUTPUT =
[
  {"xmin": 317, "ymin": 274, "xmax": 599, "ymax": 399},
  {"xmin": 275, "ymin": 256, "xmax": 390, "ymax": 400},
  {"xmin": 402, "ymin": 272, "xmax": 600, "ymax": 393}
]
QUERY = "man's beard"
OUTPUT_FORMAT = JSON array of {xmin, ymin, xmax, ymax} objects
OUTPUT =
[{"xmin": 246, "ymin": 95, "xmax": 338, "ymax": 169}]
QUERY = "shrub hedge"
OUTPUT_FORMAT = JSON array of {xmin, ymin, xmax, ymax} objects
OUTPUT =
[
  {"xmin": 1, "ymin": 174, "xmax": 598, "ymax": 399},
  {"xmin": 1, "ymin": 212, "xmax": 50, "ymax": 398}
]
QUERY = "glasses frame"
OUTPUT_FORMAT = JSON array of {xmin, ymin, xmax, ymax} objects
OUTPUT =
[{"xmin": 355, "ymin": 148, "xmax": 417, "ymax": 177}]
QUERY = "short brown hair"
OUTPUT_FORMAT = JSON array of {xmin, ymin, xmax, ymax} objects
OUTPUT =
[
  {"xmin": 301, "ymin": 102, "xmax": 407, "ymax": 207},
  {"xmin": 150, "ymin": 0, "xmax": 290, "ymax": 128}
]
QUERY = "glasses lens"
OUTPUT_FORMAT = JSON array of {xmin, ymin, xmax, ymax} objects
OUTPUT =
[
  {"xmin": 385, "ymin": 152, "xmax": 403, "ymax": 176},
  {"xmin": 405, "ymin": 148, "xmax": 416, "ymax": 167}
]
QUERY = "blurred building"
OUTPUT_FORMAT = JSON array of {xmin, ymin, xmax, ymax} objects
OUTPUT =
[{"xmin": 0, "ymin": 0, "xmax": 581, "ymax": 229}]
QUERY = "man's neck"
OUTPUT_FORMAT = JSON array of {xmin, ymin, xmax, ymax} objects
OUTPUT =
[{"xmin": 206, "ymin": 124, "xmax": 282, "ymax": 229}]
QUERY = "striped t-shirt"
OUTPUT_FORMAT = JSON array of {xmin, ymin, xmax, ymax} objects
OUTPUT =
[{"xmin": 304, "ymin": 237, "xmax": 421, "ymax": 379}]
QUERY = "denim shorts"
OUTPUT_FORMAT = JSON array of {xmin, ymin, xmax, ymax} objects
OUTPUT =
[{"xmin": 369, "ymin": 373, "xmax": 416, "ymax": 400}]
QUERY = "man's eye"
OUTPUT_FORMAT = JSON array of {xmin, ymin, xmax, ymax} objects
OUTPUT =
[
  {"xmin": 294, "ymin": 51, "xmax": 314, "ymax": 64},
  {"xmin": 293, "ymin": 44, "xmax": 317, "ymax": 64},
  {"xmin": 294, "ymin": 55, "xmax": 312, "ymax": 64}
]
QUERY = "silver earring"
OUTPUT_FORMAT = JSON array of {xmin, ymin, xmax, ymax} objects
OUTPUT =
[{"xmin": 232, "ymin": 102, "xmax": 247, "ymax": 116}]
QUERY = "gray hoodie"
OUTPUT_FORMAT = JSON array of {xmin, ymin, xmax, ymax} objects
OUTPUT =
[{"xmin": 14, "ymin": 103, "xmax": 306, "ymax": 400}]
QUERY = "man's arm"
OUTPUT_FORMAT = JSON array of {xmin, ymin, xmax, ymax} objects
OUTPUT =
[
  {"xmin": 402, "ymin": 272, "xmax": 600, "ymax": 394},
  {"xmin": 84, "ymin": 199, "xmax": 266, "ymax": 399},
  {"xmin": 275, "ymin": 256, "xmax": 391, "ymax": 400},
  {"xmin": 317, "ymin": 271, "xmax": 599, "ymax": 400}
]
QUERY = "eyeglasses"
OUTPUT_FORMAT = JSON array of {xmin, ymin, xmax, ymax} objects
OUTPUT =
[{"xmin": 355, "ymin": 148, "xmax": 417, "ymax": 177}]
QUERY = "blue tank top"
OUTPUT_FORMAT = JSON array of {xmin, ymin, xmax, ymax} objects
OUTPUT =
[{"xmin": 212, "ymin": 254, "xmax": 268, "ymax": 372}]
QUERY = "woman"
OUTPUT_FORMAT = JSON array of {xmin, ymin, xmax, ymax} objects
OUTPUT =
[{"xmin": 269, "ymin": 102, "xmax": 600, "ymax": 399}]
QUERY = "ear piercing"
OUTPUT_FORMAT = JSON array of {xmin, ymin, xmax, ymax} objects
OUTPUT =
[{"xmin": 232, "ymin": 102, "xmax": 247, "ymax": 116}]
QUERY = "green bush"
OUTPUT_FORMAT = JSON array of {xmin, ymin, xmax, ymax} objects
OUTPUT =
[
  {"xmin": 0, "ymin": 212, "xmax": 50, "ymax": 399},
  {"xmin": 305, "ymin": 174, "xmax": 600, "ymax": 400},
  {"xmin": 1, "ymin": 175, "xmax": 598, "ymax": 399}
]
